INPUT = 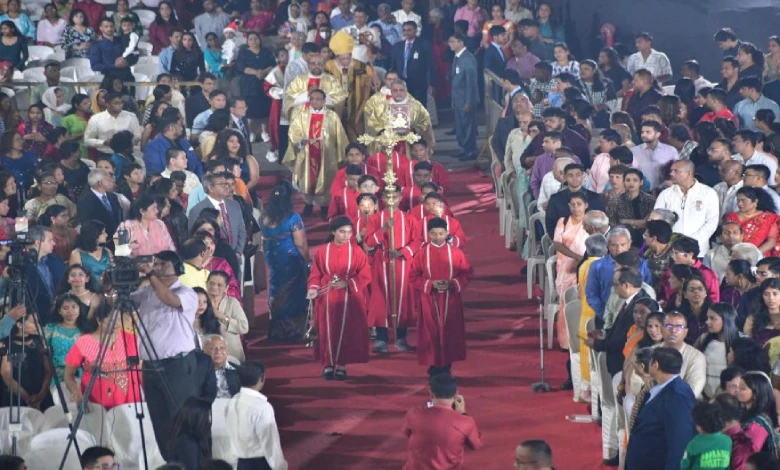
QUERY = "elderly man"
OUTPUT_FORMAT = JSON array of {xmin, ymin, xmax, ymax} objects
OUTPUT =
[
  {"xmin": 77, "ymin": 168, "xmax": 123, "ymax": 242},
  {"xmin": 203, "ymin": 334, "xmax": 240, "ymax": 398},
  {"xmin": 326, "ymin": 32, "xmax": 375, "ymax": 140},
  {"xmin": 654, "ymin": 160, "xmax": 719, "ymax": 256},
  {"xmin": 585, "ymin": 227, "xmax": 652, "ymax": 326},
  {"xmin": 369, "ymin": 3, "xmax": 403, "ymax": 45},
  {"xmin": 584, "ymin": 211, "xmax": 610, "ymax": 235},
  {"xmin": 714, "ymin": 159, "xmax": 744, "ymax": 218},
  {"xmin": 188, "ymin": 172, "xmax": 246, "ymax": 254},
  {"xmin": 283, "ymin": 53, "xmax": 347, "ymax": 121}
]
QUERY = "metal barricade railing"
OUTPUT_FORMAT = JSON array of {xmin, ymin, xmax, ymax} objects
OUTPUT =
[{"xmin": 483, "ymin": 70, "xmax": 505, "ymax": 138}]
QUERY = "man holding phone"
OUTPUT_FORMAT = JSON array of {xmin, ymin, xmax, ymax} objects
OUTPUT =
[{"xmin": 403, "ymin": 374, "xmax": 483, "ymax": 468}]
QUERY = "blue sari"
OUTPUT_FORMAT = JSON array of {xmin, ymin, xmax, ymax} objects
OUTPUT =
[{"xmin": 263, "ymin": 212, "xmax": 309, "ymax": 341}]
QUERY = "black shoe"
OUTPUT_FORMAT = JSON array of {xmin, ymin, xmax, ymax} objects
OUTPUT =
[
  {"xmin": 446, "ymin": 129, "xmax": 457, "ymax": 135},
  {"xmin": 602, "ymin": 456, "xmax": 619, "ymax": 467},
  {"xmin": 559, "ymin": 379, "xmax": 573, "ymax": 391},
  {"xmin": 320, "ymin": 206, "xmax": 329, "ymax": 220},
  {"xmin": 303, "ymin": 204, "xmax": 313, "ymax": 217},
  {"xmin": 323, "ymin": 366, "xmax": 335, "ymax": 380},
  {"xmin": 334, "ymin": 367, "xmax": 347, "ymax": 380}
]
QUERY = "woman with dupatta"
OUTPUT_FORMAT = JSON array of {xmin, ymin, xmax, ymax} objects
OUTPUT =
[
  {"xmin": 306, "ymin": 216, "xmax": 371, "ymax": 380},
  {"xmin": 263, "ymin": 181, "xmax": 310, "ymax": 341},
  {"xmin": 725, "ymin": 186, "xmax": 778, "ymax": 255}
]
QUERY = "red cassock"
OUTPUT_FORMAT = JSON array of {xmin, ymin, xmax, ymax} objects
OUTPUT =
[
  {"xmin": 413, "ymin": 214, "xmax": 467, "ymax": 248},
  {"xmin": 307, "ymin": 242, "xmax": 372, "ymax": 367},
  {"xmin": 263, "ymin": 77, "xmax": 282, "ymax": 152},
  {"xmin": 410, "ymin": 203, "xmax": 455, "ymax": 222},
  {"xmin": 327, "ymin": 186, "xmax": 360, "ymax": 220},
  {"xmin": 367, "ymin": 151, "xmax": 410, "ymax": 179},
  {"xmin": 397, "ymin": 159, "xmax": 451, "ymax": 194},
  {"xmin": 364, "ymin": 209, "xmax": 421, "ymax": 329},
  {"xmin": 402, "ymin": 185, "xmax": 448, "ymax": 211},
  {"xmin": 330, "ymin": 163, "xmax": 383, "ymax": 194},
  {"xmin": 410, "ymin": 243, "xmax": 473, "ymax": 367}
]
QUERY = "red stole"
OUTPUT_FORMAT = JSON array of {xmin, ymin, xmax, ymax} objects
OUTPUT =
[
  {"xmin": 307, "ymin": 112, "xmax": 324, "ymax": 195},
  {"xmin": 307, "ymin": 76, "xmax": 322, "ymax": 90}
]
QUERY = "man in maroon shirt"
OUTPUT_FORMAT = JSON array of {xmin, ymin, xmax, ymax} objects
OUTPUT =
[{"xmin": 403, "ymin": 374, "xmax": 482, "ymax": 469}]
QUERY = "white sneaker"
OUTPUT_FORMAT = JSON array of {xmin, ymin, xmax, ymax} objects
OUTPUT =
[
  {"xmin": 261, "ymin": 131, "xmax": 271, "ymax": 142},
  {"xmin": 249, "ymin": 132, "xmax": 257, "ymax": 143},
  {"xmin": 265, "ymin": 150, "xmax": 278, "ymax": 163}
]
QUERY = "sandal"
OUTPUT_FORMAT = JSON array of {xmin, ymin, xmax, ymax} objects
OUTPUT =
[
  {"xmin": 334, "ymin": 367, "xmax": 347, "ymax": 380},
  {"xmin": 323, "ymin": 366, "xmax": 335, "ymax": 380}
]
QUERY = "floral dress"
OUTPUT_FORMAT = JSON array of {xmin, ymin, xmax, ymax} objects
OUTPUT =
[{"xmin": 62, "ymin": 26, "xmax": 96, "ymax": 59}]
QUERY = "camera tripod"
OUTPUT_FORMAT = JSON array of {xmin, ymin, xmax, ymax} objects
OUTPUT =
[{"xmin": 58, "ymin": 289, "xmax": 178, "ymax": 470}]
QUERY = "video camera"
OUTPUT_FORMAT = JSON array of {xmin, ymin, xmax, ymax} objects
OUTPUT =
[
  {"xmin": 0, "ymin": 218, "xmax": 38, "ymax": 277},
  {"xmin": 104, "ymin": 227, "xmax": 152, "ymax": 294}
]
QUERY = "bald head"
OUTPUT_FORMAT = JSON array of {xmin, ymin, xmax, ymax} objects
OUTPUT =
[{"xmin": 721, "ymin": 160, "xmax": 744, "ymax": 185}]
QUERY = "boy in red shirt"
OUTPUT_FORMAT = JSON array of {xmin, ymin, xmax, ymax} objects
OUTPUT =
[
  {"xmin": 397, "ymin": 139, "xmax": 450, "ymax": 193},
  {"xmin": 327, "ymin": 164, "xmax": 363, "ymax": 220}
]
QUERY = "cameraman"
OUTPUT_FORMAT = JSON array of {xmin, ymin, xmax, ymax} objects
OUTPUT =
[
  {"xmin": 20, "ymin": 226, "xmax": 65, "ymax": 325},
  {"xmin": 403, "ymin": 373, "xmax": 483, "ymax": 468},
  {"xmin": 132, "ymin": 250, "xmax": 199, "ymax": 461}
]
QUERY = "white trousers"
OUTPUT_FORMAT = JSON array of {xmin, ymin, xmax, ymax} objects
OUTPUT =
[{"xmin": 600, "ymin": 371, "xmax": 620, "ymax": 459}]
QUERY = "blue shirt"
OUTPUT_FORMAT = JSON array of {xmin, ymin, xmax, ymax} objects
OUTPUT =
[
  {"xmin": 159, "ymin": 46, "xmax": 174, "ymax": 74},
  {"xmin": 192, "ymin": 109, "xmax": 214, "ymax": 134},
  {"xmin": 369, "ymin": 19, "xmax": 402, "ymax": 45},
  {"xmin": 330, "ymin": 13, "xmax": 354, "ymax": 30},
  {"xmin": 585, "ymin": 254, "xmax": 653, "ymax": 317},
  {"xmin": 733, "ymin": 94, "xmax": 780, "ymax": 132},
  {"xmin": 187, "ymin": 185, "xmax": 207, "ymax": 216},
  {"xmin": 0, "ymin": 14, "xmax": 35, "ymax": 40}
]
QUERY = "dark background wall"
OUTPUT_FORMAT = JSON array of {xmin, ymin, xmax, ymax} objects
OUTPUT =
[{"xmin": 562, "ymin": 0, "xmax": 780, "ymax": 80}]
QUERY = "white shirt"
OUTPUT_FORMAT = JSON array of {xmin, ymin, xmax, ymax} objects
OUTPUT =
[
  {"xmin": 732, "ymin": 150, "xmax": 777, "ymax": 185},
  {"xmin": 161, "ymin": 168, "xmax": 201, "ymax": 194},
  {"xmin": 654, "ymin": 180, "xmax": 720, "ymax": 256},
  {"xmin": 392, "ymin": 9, "xmax": 422, "ymax": 35},
  {"xmin": 537, "ymin": 172, "xmax": 562, "ymax": 210},
  {"xmin": 207, "ymin": 195, "xmax": 226, "ymax": 211},
  {"xmin": 226, "ymin": 388, "xmax": 288, "ymax": 469},
  {"xmin": 625, "ymin": 49, "xmax": 673, "ymax": 78},
  {"xmin": 340, "ymin": 24, "xmax": 381, "ymax": 64},
  {"xmin": 84, "ymin": 110, "xmax": 141, "ymax": 154},
  {"xmin": 713, "ymin": 180, "xmax": 743, "ymax": 218},
  {"xmin": 693, "ymin": 76, "xmax": 715, "ymax": 92}
]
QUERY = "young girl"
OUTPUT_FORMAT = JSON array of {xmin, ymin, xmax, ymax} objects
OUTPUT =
[
  {"xmin": 44, "ymin": 294, "xmax": 88, "ymax": 385},
  {"xmin": 18, "ymin": 104, "xmax": 54, "ymax": 155},
  {"xmin": 552, "ymin": 43, "xmax": 580, "ymax": 78},
  {"xmin": 203, "ymin": 32, "xmax": 224, "ymax": 79},
  {"xmin": 0, "ymin": 312, "xmax": 53, "ymax": 410}
]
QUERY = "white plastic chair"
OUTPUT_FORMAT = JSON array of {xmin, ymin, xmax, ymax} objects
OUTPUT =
[
  {"xmin": 137, "ymin": 55, "xmax": 159, "ymax": 65},
  {"xmin": 46, "ymin": 50, "xmax": 66, "ymax": 62},
  {"xmin": 22, "ymin": 67, "xmax": 45, "ymax": 82},
  {"xmin": 134, "ymin": 73, "xmax": 152, "ymax": 101},
  {"xmin": 59, "ymin": 66, "xmax": 78, "ymax": 81},
  {"xmin": 107, "ymin": 403, "xmax": 164, "ymax": 469},
  {"xmin": 490, "ymin": 160, "xmax": 504, "ymax": 235},
  {"xmin": 27, "ymin": 45, "xmax": 54, "ymax": 62},
  {"xmin": 563, "ymin": 285, "xmax": 578, "ymax": 305},
  {"xmin": 78, "ymin": 74, "xmax": 104, "ymax": 96},
  {"xmin": 565, "ymin": 299, "xmax": 582, "ymax": 400},
  {"xmin": 0, "ymin": 87, "xmax": 15, "ymax": 97},
  {"xmin": 526, "ymin": 212, "xmax": 546, "ymax": 299},
  {"xmin": 60, "ymin": 57, "xmax": 91, "ymax": 70},
  {"xmin": 662, "ymin": 85, "xmax": 676, "ymax": 96},
  {"xmin": 135, "ymin": 10, "xmax": 156, "ymax": 29},
  {"xmin": 544, "ymin": 255, "xmax": 558, "ymax": 349},
  {"xmin": 0, "ymin": 407, "xmax": 46, "ymax": 454},
  {"xmin": 131, "ymin": 63, "xmax": 158, "ymax": 78},
  {"xmin": 137, "ymin": 41, "xmax": 153, "ymax": 57},
  {"xmin": 23, "ymin": 428, "xmax": 96, "ymax": 470}
]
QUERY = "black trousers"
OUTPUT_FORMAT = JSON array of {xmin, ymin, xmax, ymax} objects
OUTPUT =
[
  {"xmin": 237, "ymin": 457, "xmax": 272, "ymax": 470},
  {"xmin": 375, "ymin": 327, "xmax": 407, "ymax": 341},
  {"xmin": 143, "ymin": 351, "xmax": 199, "ymax": 461}
]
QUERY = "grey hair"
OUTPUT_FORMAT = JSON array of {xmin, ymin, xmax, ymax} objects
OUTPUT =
[
  {"xmin": 583, "ymin": 210, "xmax": 609, "ymax": 230},
  {"xmin": 390, "ymin": 78, "xmax": 408, "ymax": 90},
  {"xmin": 607, "ymin": 226, "xmax": 632, "ymax": 243},
  {"xmin": 650, "ymin": 208, "xmax": 678, "ymax": 226},
  {"xmin": 87, "ymin": 168, "xmax": 109, "ymax": 188},
  {"xmin": 27, "ymin": 225, "xmax": 50, "ymax": 243},
  {"xmin": 731, "ymin": 243, "xmax": 763, "ymax": 267},
  {"xmin": 202, "ymin": 334, "xmax": 225, "ymax": 348},
  {"xmin": 553, "ymin": 157, "xmax": 574, "ymax": 173},
  {"xmin": 202, "ymin": 173, "xmax": 221, "ymax": 192},
  {"xmin": 584, "ymin": 234, "xmax": 608, "ymax": 257}
]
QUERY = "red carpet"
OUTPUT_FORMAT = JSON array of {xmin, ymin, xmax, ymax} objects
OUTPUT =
[{"xmin": 247, "ymin": 169, "xmax": 605, "ymax": 469}]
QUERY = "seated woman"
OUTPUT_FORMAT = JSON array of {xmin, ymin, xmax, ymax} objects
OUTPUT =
[
  {"xmin": 140, "ymin": 100, "xmax": 169, "ymax": 150},
  {"xmin": 23, "ymin": 170, "xmax": 76, "ymax": 224},
  {"xmin": 44, "ymin": 293, "xmax": 88, "ymax": 385},
  {"xmin": 678, "ymin": 276, "xmax": 712, "ymax": 344},
  {"xmin": 694, "ymin": 303, "xmax": 741, "ymax": 399},
  {"xmin": 69, "ymin": 220, "xmax": 113, "ymax": 287},
  {"xmin": 64, "ymin": 302, "xmax": 143, "ymax": 409},
  {"xmin": 723, "ymin": 259, "xmax": 757, "ymax": 327},
  {"xmin": 116, "ymin": 194, "xmax": 177, "ymax": 257},
  {"xmin": 738, "ymin": 371, "xmax": 779, "ymax": 454},
  {"xmin": 662, "ymin": 264, "xmax": 697, "ymax": 312},
  {"xmin": 196, "ymin": 231, "xmax": 240, "ymax": 300},
  {"xmin": 745, "ymin": 278, "xmax": 780, "ymax": 346},
  {"xmin": 0, "ymin": 312, "xmax": 53, "ymax": 410},
  {"xmin": 18, "ymin": 104, "xmax": 54, "ymax": 155},
  {"xmin": 207, "ymin": 270, "xmax": 248, "ymax": 363},
  {"xmin": 724, "ymin": 186, "xmax": 778, "ymax": 255}
]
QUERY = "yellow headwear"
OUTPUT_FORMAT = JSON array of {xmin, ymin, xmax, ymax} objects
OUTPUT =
[{"xmin": 329, "ymin": 30, "xmax": 354, "ymax": 56}]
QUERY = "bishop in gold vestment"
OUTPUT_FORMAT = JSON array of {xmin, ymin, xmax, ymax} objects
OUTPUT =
[
  {"xmin": 283, "ymin": 89, "xmax": 349, "ymax": 207},
  {"xmin": 325, "ymin": 31, "xmax": 375, "ymax": 141},
  {"xmin": 283, "ymin": 55, "xmax": 347, "ymax": 121}
]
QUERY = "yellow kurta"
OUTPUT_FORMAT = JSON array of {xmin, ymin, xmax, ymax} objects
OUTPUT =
[
  {"xmin": 283, "ymin": 108, "xmax": 348, "ymax": 196},
  {"xmin": 324, "ymin": 59, "xmax": 374, "ymax": 141},
  {"xmin": 363, "ymin": 93, "xmax": 436, "ymax": 154},
  {"xmin": 578, "ymin": 256, "xmax": 601, "ymax": 383},
  {"xmin": 283, "ymin": 73, "xmax": 348, "ymax": 121}
]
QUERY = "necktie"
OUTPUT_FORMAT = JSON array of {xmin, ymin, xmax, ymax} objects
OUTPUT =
[
  {"xmin": 220, "ymin": 201, "xmax": 234, "ymax": 246},
  {"xmin": 101, "ymin": 194, "xmax": 112, "ymax": 214},
  {"xmin": 237, "ymin": 119, "xmax": 247, "ymax": 141},
  {"xmin": 497, "ymin": 45, "xmax": 505, "ymax": 62},
  {"xmin": 403, "ymin": 41, "xmax": 412, "ymax": 78}
]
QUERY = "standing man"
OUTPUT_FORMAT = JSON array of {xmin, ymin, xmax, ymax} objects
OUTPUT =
[
  {"xmin": 341, "ymin": 7, "xmax": 381, "ymax": 65},
  {"xmin": 654, "ymin": 160, "xmax": 720, "ymax": 257},
  {"xmin": 370, "ymin": 4, "xmax": 403, "ymax": 46},
  {"xmin": 625, "ymin": 70, "xmax": 662, "ymax": 129},
  {"xmin": 544, "ymin": 164, "xmax": 604, "ymax": 237},
  {"xmin": 732, "ymin": 130, "xmax": 777, "ymax": 185},
  {"xmin": 193, "ymin": 0, "xmax": 230, "ymax": 49},
  {"xmin": 188, "ymin": 172, "xmax": 246, "ymax": 255},
  {"xmin": 448, "ymin": 33, "xmax": 479, "ymax": 161},
  {"xmin": 680, "ymin": 60, "xmax": 714, "ymax": 92},
  {"xmin": 158, "ymin": 30, "xmax": 182, "ymax": 75},
  {"xmin": 625, "ymin": 32, "xmax": 672, "ymax": 83},
  {"xmin": 718, "ymin": 56, "xmax": 743, "ymax": 110},
  {"xmin": 483, "ymin": 26, "xmax": 507, "ymax": 75},
  {"xmin": 392, "ymin": 0, "xmax": 422, "ymax": 34},
  {"xmin": 330, "ymin": 0, "xmax": 354, "ymax": 30},
  {"xmin": 89, "ymin": 19, "xmax": 134, "ymax": 82},
  {"xmin": 325, "ymin": 32, "xmax": 375, "ymax": 141},
  {"xmin": 84, "ymin": 92, "xmax": 141, "ymax": 158},
  {"xmin": 77, "ymin": 169, "xmax": 123, "ymax": 242},
  {"xmin": 630, "ymin": 120, "xmax": 679, "ymax": 191},
  {"xmin": 625, "ymin": 347, "xmax": 696, "ymax": 469},
  {"xmin": 191, "ymin": 90, "xmax": 227, "ymax": 136},
  {"xmin": 132, "ymin": 250, "xmax": 200, "ymax": 461},
  {"xmin": 283, "ymin": 89, "xmax": 349, "ymax": 218},
  {"xmin": 518, "ymin": 19, "xmax": 553, "ymax": 62},
  {"xmin": 282, "ymin": 42, "xmax": 321, "ymax": 126},
  {"xmin": 25, "ymin": 226, "xmax": 65, "ymax": 325},
  {"xmin": 228, "ymin": 98, "xmax": 251, "ymax": 145},
  {"xmin": 700, "ymin": 88, "xmax": 738, "ymax": 126},
  {"xmin": 283, "ymin": 55, "xmax": 347, "ymax": 121},
  {"xmin": 714, "ymin": 27, "xmax": 741, "ymax": 57},
  {"xmin": 403, "ymin": 374, "xmax": 482, "ymax": 468},
  {"xmin": 390, "ymin": 21, "xmax": 433, "ymax": 107},
  {"xmin": 185, "ymin": 73, "xmax": 217, "ymax": 129}
]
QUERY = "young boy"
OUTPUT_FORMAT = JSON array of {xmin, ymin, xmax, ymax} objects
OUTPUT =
[
  {"xmin": 397, "ymin": 139, "xmax": 450, "ymax": 194},
  {"xmin": 331, "ymin": 143, "xmax": 380, "ymax": 194},
  {"xmin": 409, "ymin": 217, "xmax": 473, "ymax": 376},
  {"xmin": 680, "ymin": 402, "xmax": 731, "ymax": 470},
  {"xmin": 364, "ymin": 185, "xmax": 421, "ymax": 353},
  {"xmin": 530, "ymin": 133, "xmax": 581, "ymax": 199},
  {"xmin": 410, "ymin": 182, "xmax": 453, "ymax": 220},
  {"xmin": 327, "ymin": 164, "xmax": 362, "ymax": 220},
  {"xmin": 413, "ymin": 192, "xmax": 466, "ymax": 248},
  {"xmin": 713, "ymin": 393, "xmax": 752, "ymax": 470},
  {"xmin": 119, "ymin": 16, "xmax": 140, "ymax": 66},
  {"xmin": 118, "ymin": 161, "xmax": 144, "ymax": 202},
  {"xmin": 401, "ymin": 161, "xmax": 434, "ymax": 211}
]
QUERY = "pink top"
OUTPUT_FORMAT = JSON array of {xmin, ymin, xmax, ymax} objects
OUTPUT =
[
  {"xmin": 743, "ymin": 421, "xmax": 769, "ymax": 453},
  {"xmin": 119, "ymin": 219, "xmax": 176, "ymax": 257},
  {"xmin": 590, "ymin": 152, "xmax": 611, "ymax": 193},
  {"xmin": 453, "ymin": 5, "xmax": 487, "ymax": 37}
]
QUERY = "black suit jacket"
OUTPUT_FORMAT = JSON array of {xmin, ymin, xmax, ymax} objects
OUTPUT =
[
  {"xmin": 229, "ymin": 116, "xmax": 251, "ymax": 146},
  {"xmin": 76, "ymin": 190, "xmax": 123, "ymax": 240},
  {"xmin": 194, "ymin": 350, "xmax": 217, "ymax": 404},
  {"xmin": 483, "ymin": 44, "xmax": 506, "ymax": 76},
  {"xmin": 626, "ymin": 376, "xmax": 696, "ymax": 470},
  {"xmin": 763, "ymin": 79, "xmax": 780, "ymax": 107},
  {"xmin": 544, "ymin": 188, "xmax": 605, "ymax": 237},
  {"xmin": 390, "ymin": 38, "xmax": 434, "ymax": 104},
  {"xmin": 592, "ymin": 289, "xmax": 650, "ymax": 376}
]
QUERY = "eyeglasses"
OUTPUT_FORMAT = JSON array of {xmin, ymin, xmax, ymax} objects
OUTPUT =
[{"xmin": 664, "ymin": 324, "xmax": 687, "ymax": 331}]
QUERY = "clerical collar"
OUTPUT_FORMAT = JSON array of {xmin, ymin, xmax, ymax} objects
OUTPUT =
[
  {"xmin": 311, "ymin": 107, "xmax": 325, "ymax": 114},
  {"xmin": 392, "ymin": 97, "xmax": 408, "ymax": 104}
]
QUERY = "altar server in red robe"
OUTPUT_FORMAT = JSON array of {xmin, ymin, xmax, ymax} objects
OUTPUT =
[
  {"xmin": 327, "ymin": 164, "xmax": 362, "ymax": 220},
  {"xmin": 410, "ymin": 217, "xmax": 473, "ymax": 376},
  {"xmin": 306, "ymin": 216, "xmax": 372, "ymax": 380},
  {"xmin": 410, "ymin": 182, "xmax": 453, "ymax": 221},
  {"xmin": 401, "ymin": 161, "xmax": 434, "ymax": 211},
  {"xmin": 364, "ymin": 185, "xmax": 422, "ymax": 353},
  {"xmin": 414, "ymin": 193, "xmax": 467, "ymax": 248},
  {"xmin": 397, "ymin": 139, "xmax": 450, "ymax": 194},
  {"xmin": 330, "ymin": 143, "xmax": 381, "ymax": 194}
]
